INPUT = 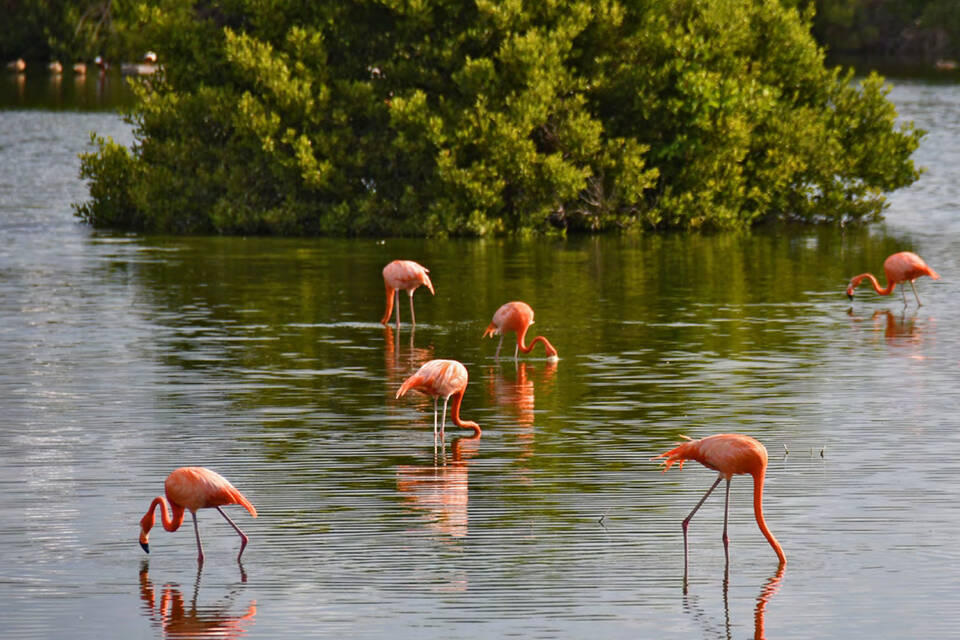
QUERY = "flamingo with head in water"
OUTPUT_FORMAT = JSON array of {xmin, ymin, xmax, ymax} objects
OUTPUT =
[
  {"xmin": 654, "ymin": 433, "xmax": 786, "ymax": 570},
  {"xmin": 381, "ymin": 260, "xmax": 435, "ymax": 330},
  {"xmin": 483, "ymin": 301, "xmax": 558, "ymax": 362},
  {"xmin": 139, "ymin": 467, "xmax": 257, "ymax": 563},
  {"xmin": 396, "ymin": 359, "xmax": 481, "ymax": 442},
  {"xmin": 847, "ymin": 251, "xmax": 939, "ymax": 306}
]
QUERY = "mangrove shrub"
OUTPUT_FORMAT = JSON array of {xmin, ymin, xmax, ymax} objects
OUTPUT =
[{"xmin": 75, "ymin": 0, "xmax": 923, "ymax": 235}]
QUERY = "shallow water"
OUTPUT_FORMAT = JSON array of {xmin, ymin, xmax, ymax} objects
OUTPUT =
[{"xmin": 0, "ymin": 80, "xmax": 959, "ymax": 638}]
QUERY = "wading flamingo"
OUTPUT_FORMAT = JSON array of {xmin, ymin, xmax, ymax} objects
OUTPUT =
[
  {"xmin": 381, "ymin": 260, "xmax": 435, "ymax": 330},
  {"xmin": 847, "ymin": 251, "xmax": 939, "ymax": 306},
  {"xmin": 654, "ymin": 434, "xmax": 786, "ymax": 570},
  {"xmin": 396, "ymin": 359, "xmax": 481, "ymax": 442},
  {"xmin": 482, "ymin": 301, "xmax": 558, "ymax": 362},
  {"xmin": 139, "ymin": 467, "xmax": 257, "ymax": 563}
]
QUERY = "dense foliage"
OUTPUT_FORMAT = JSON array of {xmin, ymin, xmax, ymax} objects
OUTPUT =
[{"xmin": 75, "ymin": 0, "xmax": 923, "ymax": 236}]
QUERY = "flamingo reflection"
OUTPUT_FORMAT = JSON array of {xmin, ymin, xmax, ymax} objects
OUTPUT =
[
  {"xmin": 139, "ymin": 564, "xmax": 256, "ymax": 639},
  {"xmin": 486, "ymin": 361, "xmax": 557, "ymax": 460},
  {"xmin": 396, "ymin": 433, "xmax": 480, "ymax": 540},
  {"xmin": 383, "ymin": 325, "xmax": 433, "ymax": 381},
  {"xmin": 682, "ymin": 562, "xmax": 785, "ymax": 640},
  {"xmin": 848, "ymin": 308, "xmax": 931, "ymax": 349}
]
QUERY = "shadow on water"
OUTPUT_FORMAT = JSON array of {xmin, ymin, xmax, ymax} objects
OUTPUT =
[{"xmin": 138, "ymin": 561, "xmax": 256, "ymax": 639}]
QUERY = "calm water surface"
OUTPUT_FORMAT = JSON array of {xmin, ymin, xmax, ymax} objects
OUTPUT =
[{"xmin": 1, "ymin": 80, "xmax": 959, "ymax": 639}]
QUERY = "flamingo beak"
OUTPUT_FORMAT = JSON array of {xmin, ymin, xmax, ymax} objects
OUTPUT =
[
  {"xmin": 847, "ymin": 292, "xmax": 853, "ymax": 301},
  {"xmin": 140, "ymin": 541, "xmax": 150, "ymax": 553}
]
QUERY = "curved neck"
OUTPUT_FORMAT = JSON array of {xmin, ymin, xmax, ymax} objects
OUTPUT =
[
  {"xmin": 752, "ymin": 472, "xmax": 786, "ymax": 565},
  {"xmin": 517, "ymin": 332, "xmax": 558, "ymax": 357},
  {"xmin": 853, "ymin": 273, "xmax": 895, "ymax": 296},
  {"xmin": 141, "ymin": 496, "xmax": 186, "ymax": 534},
  {"xmin": 450, "ymin": 390, "xmax": 481, "ymax": 436}
]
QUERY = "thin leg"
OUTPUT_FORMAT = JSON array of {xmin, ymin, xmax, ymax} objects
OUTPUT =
[
  {"xmin": 900, "ymin": 284, "xmax": 908, "ymax": 307},
  {"xmin": 216, "ymin": 506, "xmax": 250, "ymax": 562},
  {"xmin": 910, "ymin": 280, "xmax": 922, "ymax": 306},
  {"xmin": 514, "ymin": 343, "xmax": 519, "ymax": 362},
  {"xmin": 192, "ymin": 511, "xmax": 204, "ymax": 564},
  {"xmin": 495, "ymin": 334, "xmax": 503, "ymax": 359},
  {"xmin": 408, "ymin": 292, "xmax": 416, "ymax": 326},
  {"xmin": 682, "ymin": 475, "xmax": 723, "ymax": 575},
  {"xmin": 433, "ymin": 396, "xmax": 439, "ymax": 443},
  {"xmin": 395, "ymin": 291, "xmax": 401, "ymax": 331},
  {"xmin": 722, "ymin": 478, "xmax": 732, "ymax": 565},
  {"xmin": 440, "ymin": 395, "xmax": 450, "ymax": 441}
]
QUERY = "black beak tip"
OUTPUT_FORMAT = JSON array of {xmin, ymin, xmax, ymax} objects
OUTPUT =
[
  {"xmin": 847, "ymin": 293, "xmax": 853, "ymax": 301},
  {"xmin": 140, "ymin": 542, "xmax": 150, "ymax": 554}
]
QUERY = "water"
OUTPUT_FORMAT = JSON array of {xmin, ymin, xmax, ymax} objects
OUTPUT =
[{"xmin": 1, "ymin": 79, "xmax": 958, "ymax": 639}]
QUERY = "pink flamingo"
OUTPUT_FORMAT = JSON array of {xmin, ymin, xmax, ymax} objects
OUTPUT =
[
  {"xmin": 847, "ymin": 251, "xmax": 939, "ymax": 306},
  {"xmin": 381, "ymin": 260, "xmax": 435, "ymax": 330},
  {"xmin": 482, "ymin": 301, "xmax": 558, "ymax": 362},
  {"xmin": 396, "ymin": 359, "xmax": 481, "ymax": 441},
  {"xmin": 139, "ymin": 467, "xmax": 257, "ymax": 563},
  {"xmin": 654, "ymin": 434, "xmax": 786, "ymax": 570}
]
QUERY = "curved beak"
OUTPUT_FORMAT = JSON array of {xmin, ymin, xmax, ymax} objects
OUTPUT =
[
  {"xmin": 847, "ymin": 293, "xmax": 853, "ymax": 301},
  {"xmin": 140, "ymin": 541, "xmax": 150, "ymax": 554}
]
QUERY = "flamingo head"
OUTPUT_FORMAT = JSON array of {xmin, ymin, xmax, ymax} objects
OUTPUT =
[
  {"xmin": 139, "ymin": 529, "xmax": 150, "ymax": 554},
  {"xmin": 139, "ymin": 512, "xmax": 154, "ymax": 553},
  {"xmin": 846, "ymin": 277, "xmax": 860, "ymax": 300}
]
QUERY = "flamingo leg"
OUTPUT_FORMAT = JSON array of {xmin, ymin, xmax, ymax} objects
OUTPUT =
[
  {"xmin": 440, "ymin": 395, "xmax": 450, "ymax": 441},
  {"xmin": 433, "ymin": 396, "xmax": 439, "ymax": 443},
  {"xmin": 910, "ymin": 280, "xmax": 922, "ymax": 306},
  {"xmin": 394, "ymin": 291, "xmax": 401, "ymax": 331},
  {"xmin": 722, "ymin": 477, "xmax": 732, "ymax": 565},
  {"xmin": 495, "ymin": 334, "xmax": 503, "ymax": 359},
  {"xmin": 192, "ymin": 511, "xmax": 204, "ymax": 564},
  {"xmin": 514, "ymin": 342, "xmax": 519, "ymax": 362},
  {"xmin": 216, "ymin": 506, "xmax": 250, "ymax": 562},
  {"xmin": 682, "ymin": 475, "xmax": 723, "ymax": 573},
  {"xmin": 408, "ymin": 291, "xmax": 416, "ymax": 326}
]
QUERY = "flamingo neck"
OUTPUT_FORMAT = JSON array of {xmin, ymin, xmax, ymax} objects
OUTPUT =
[
  {"xmin": 517, "ymin": 332, "xmax": 558, "ymax": 358},
  {"xmin": 141, "ymin": 496, "xmax": 186, "ymax": 534},
  {"xmin": 752, "ymin": 472, "xmax": 786, "ymax": 566},
  {"xmin": 852, "ymin": 273, "xmax": 895, "ymax": 296},
  {"xmin": 450, "ymin": 390, "xmax": 481, "ymax": 436}
]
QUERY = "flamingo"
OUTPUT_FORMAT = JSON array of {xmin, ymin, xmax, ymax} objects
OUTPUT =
[
  {"xmin": 654, "ymin": 434, "xmax": 786, "ymax": 570},
  {"xmin": 381, "ymin": 260, "xmax": 435, "ymax": 330},
  {"xmin": 139, "ymin": 467, "xmax": 257, "ymax": 563},
  {"xmin": 396, "ymin": 359, "xmax": 481, "ymax": 442},
  {"xmin": 482, "ymin": 301, "xmax": 559, "ymax": 362},
  {"xmin": 847, "ymin": 251, "xmax": 940, "ymax": 306}
]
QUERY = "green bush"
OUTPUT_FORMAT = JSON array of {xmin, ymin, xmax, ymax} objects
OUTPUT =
[{"xmin": 75, "ymin": 0, "xmax": 923, "ymax": 235}]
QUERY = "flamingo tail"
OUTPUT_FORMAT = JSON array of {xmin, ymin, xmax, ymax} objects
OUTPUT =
[{"xmin": 652, "ymin": 435, "xmax": 698, "ymax": 471}]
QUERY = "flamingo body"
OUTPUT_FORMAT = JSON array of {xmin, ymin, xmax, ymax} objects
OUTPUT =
[
  {"xmin": 847, "ymin": 251, "xmax": 939, "ymax": 306},
  {"xmin": 139, "ymin": 467, "xmax": 257, "ymax": 563},
  {"xmin": 396, "ymin": 359, "xmax": 481, "ymax": 440},
  {"xmin": 381, "ymin": 260, "xmax": 435, "ymax": 329},
  {"xmin": 483, "ymin": 301, "xmax": 558, "ymax": 361},
  {"xmin": 654, "ymin": 434, "xmax": 786, "ymax": 567}
]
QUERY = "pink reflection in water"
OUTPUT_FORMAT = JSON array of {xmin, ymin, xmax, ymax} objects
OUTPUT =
[{"xmin": 139, "ymin": 566, "xmax": 256, "ymax": 639}]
